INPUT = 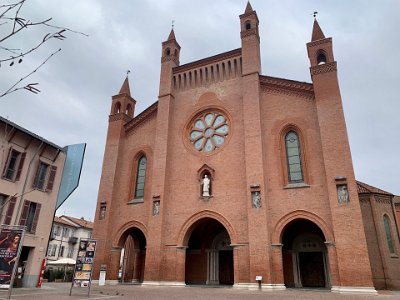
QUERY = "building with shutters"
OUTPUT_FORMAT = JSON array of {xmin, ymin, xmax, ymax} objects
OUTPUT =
[
  {"xmin": 0, "ymin": 116, "xmax": 65, "ymax": 287},
  {"xmin": 47, "ymin": 215, "xmax": 93, "ymax": 263},
  {"xmin": 91, "ymin": 2, "xmax": 399, "ymax": 293}
]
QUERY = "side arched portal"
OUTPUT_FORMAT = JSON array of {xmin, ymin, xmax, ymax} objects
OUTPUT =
[
  {"xmin": 281, "ymin": 219, "xmax": 330, "ymax": 288},
  {"xmin": 184, "ymin": 217, "xmax": 234, "ymax": 285},
  {"xmin": 117, "ymin": 227, "xmax": 146, "ymax": 284}
]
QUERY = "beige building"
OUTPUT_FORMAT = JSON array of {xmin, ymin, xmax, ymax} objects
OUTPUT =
[
  {"xmin": 0, "ymin": 116, "xmax": 65, "ymax": 287},
  {"xmin": 48, "ymin": 215, "xmax": 93, "ymax": 262}
]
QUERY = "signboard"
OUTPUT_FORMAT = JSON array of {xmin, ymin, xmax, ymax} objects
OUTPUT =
[
  {"xmin": 56, "ymin": 143, "xmax": 86, "ymax": 209},
  {"xmin": 0, "ymin": 226, "xmax": 25, "ymax": 290},
  {"xmin": 70, "ymin": 239, "xmax": 96, "ymax": 296}
]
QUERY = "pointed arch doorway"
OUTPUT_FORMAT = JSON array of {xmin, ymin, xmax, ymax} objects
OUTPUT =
[
  {"xmin": 282, "ymin": 219, "xmax": 330, "ymax": 288},
  {"xmin": 184, "ymin": 218, "xmax": 234, "ymax": 285}
]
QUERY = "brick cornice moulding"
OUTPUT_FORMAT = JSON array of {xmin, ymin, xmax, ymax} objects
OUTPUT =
[
  {"xmin": 307, "ymin": 37, "xmax": 332, "ymax": 48},
  {"xmin": 124, "ymin": 102, "xmax": 158, "ymax": 133},
  {"xmin": 240, "ymin": 28, "xmax": 259, "ymax": 39},
  {"xmin": 260, "ymin": 75, "xmax": 314, "ymax": 100},
  {"xmin": 375, "ymin": 196, "xmax": 392, "ymax": 205},
  {"xmin": 161, "ymin": 56, "xmax": 179, "ymax": 65},
  {"xmin": 108, "ymin": 113, "xmax": 132, "ymax": 123},
  {"xmin": 310, "ymin": 61, "xmax": 337, "ymax": 76}
]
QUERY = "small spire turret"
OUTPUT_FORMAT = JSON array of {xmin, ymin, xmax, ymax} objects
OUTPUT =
[{"xmin": 311, "ymin": 19, "xmax": 326, "ymax": 41}]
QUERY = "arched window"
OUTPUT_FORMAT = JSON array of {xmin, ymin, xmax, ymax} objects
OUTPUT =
[
  {"xmin": 383, "ymin": 215, "xmax": 395, "ymax": 254},
  {"xmin": 114, "ymin": 102, "xmax": 121, "ymax": 114},
  {"xmin": 245, "ymin": 21, "xmax": 251, "ymax": 30},
  {"xmin": 134, "ymin": 155, "xmax": 147, "ymax": 199},
  {"xmin": 285, "ymin": 131, "xmax": 303, "ymax": 183},
  {"xmin": 317, "ymin": 50, "xmax": 327, "ymax": 65}
]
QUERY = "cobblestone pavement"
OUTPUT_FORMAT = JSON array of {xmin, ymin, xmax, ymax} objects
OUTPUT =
[{"xmin": 0, "ymin": 283, "xmax": 399, "ymax": 300}]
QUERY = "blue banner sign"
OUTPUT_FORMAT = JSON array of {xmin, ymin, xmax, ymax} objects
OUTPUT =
[{"xmin": 56, "ymin": 143, "xmax": 86, "ymax": 209}]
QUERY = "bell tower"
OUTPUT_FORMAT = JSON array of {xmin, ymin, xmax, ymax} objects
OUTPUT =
[
  {"xmin": 110, "ymin": 76, "xmax": 136, "ymax": 119},
  {"xmin": 144, "ymin": 28, "xmax": 181, "ymax": 282},
  {"xmin": 307, "ymin": 19, "xmax": 375, "ymax": 290},
  {"xmin": 159, "ymin": 29, "xmax": 180, "ymax": 96},
  {"xmin": 239, "ymin": 1, "xmax": 261, "ymax": 75}
]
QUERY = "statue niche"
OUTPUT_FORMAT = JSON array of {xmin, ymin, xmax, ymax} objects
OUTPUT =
[{"xmin": 198, "ymin": 164, "xmax": 215, "ymax": 199}]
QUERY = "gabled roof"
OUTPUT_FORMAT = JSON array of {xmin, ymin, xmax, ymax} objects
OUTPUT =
[
  {"xmin": 356, "ymin": 181, "xmax": 393, "ymax": 196},
  {"xmin": 54, "ymin": 216, "xmax": 76, "ymax": 227},
  {"xmin": 60, "ymin": 215, "xmax": 93, "ymax": 229},
  {"xmin": 0, "ymin": 116, "xmax": 63, "ymax": 151}
]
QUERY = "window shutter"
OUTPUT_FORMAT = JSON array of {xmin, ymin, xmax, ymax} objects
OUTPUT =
[
  {"xmin": 31, "ymin": 203, "xmax": 41, "ymax": 234},
  {"xmin": 46, "ymin": 166, "xmax": 57, "ymax": 192},
  {"xmin": 4, "ymin": 197, "xmax": 16, "ymax": 225},
  {"xmin": 19, "ymin": 200, "xmax": 30, "ymax": 226},
  {"xmin": 15, "ymin": 152, "xmax": 26, "ymax": 181},
  {"xmin": 32, "ymin": 163, "xmax": 41, "ymax": 188},
  {"xmin": 2, "ymin": 148, "xmax": 12, "ymax": 177}
]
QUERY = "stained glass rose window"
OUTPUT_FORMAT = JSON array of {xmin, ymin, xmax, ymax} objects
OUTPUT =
[{"xmin": 189, "ymin": 112, "xmax": 230, "ymax": 153}]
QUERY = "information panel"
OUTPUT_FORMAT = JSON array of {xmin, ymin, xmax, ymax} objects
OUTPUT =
[
  {"xmin": 0, "ymin": 227, "xmax": 24, "ymax": 289},
  {"xmin": 72, "ymin": 239, "xmax": 96, "ymax": 288}
]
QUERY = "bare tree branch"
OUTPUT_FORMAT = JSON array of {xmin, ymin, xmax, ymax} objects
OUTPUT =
[
  {"xmin": 0, "ymin": 0, "xmax": 87, "ymax": 98},
  {"xmin": 0, "ymin": 48, "xmax": 61, "ymax": 98}
]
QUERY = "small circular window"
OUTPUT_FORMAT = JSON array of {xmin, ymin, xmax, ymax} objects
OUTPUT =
[{"xmin": 189, "ymin": 111, "xmax": 230, "ymax": 154}]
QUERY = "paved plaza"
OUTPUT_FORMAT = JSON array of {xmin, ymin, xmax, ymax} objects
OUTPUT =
[{"xmin": 0, "ymin": 283, "xmax": 399, "ymax": 300}]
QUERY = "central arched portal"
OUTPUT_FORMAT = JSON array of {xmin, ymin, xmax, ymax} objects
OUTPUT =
[
  {"xmin": 118, "ymin": 227, "xmax": 146, "ymax": 284},
  {"xmin": 282, "ymin": 219, "xmax": 330, "ymax": 288},
  {"xmin": 185, "ymin": 218, "xmax": 234, "ymax": 285}
]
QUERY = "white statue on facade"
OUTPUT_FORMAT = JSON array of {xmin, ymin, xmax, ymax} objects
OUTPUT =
[
  {"xmin": 252, "ymin": 191, "xmax": 261, "ymax": 208},
  {"xmin": 153, "ymin": 201, "xmax": 160, "ymax": 216},
  {"xmin": 202, "ymin": 174, "xmax": 210, "ymax": 197}
]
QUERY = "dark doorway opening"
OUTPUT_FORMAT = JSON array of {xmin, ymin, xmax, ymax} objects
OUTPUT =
[
  {"xmin": 281, "ymin": 219, "xmax": 330, "ymax": 288},
  {"xmin": 185, "ymin": 218, "xmax": 233, "ymax": 286},
  {"xmin": 299, "ymin": 252, "xmax": 325, "ymax": 287},
  {"xmin": 119, "ymin": 228, "xmax": 146, "ymax": 284}
]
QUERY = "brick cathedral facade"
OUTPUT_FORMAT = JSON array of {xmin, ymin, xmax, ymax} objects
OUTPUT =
[{"xmin": 92, "ymin": 3, "xmax": 399, "ymax": 293}]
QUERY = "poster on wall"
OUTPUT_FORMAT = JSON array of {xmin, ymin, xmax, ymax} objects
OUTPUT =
[
  {"xmin": 70, "ymin": 239, "xmax": 96, "ymax": 295},
  {"xmin": 0, "ymin": 226, "xmax": 25, "ymax": 289}
]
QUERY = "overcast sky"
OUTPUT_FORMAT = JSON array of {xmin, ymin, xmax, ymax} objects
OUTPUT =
[{"xmin": 1, "ymin": 0, "xmax": 399, "ymax": 220}]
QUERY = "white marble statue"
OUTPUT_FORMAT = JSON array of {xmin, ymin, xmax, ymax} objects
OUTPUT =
[{"xmin": 202, "ymin": 174, "xmax": 210, "ymax": 197}]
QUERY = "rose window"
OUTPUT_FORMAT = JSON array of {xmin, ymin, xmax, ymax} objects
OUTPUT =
[{"xmin": 189, "ymin": 112, "xmax": 230, "ymax": 153}]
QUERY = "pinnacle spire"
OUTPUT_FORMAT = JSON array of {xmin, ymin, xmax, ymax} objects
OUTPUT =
[
  {"xmin": 167, "ymin": 29, "xmax": 176, "ymax": 41},
  {"xmin": 311, "ymin": 18, "xmax": 326, "ymax": 41},
  {"xmin": 244, "ymin": 1, "xmax": 253, "ymax": 14},
  {"xmin": 118, "ymin": 76, "xmax": 131, "ymax": 96}
]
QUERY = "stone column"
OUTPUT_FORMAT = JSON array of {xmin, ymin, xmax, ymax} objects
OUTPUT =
[
  {"xmin": 207, "ymin": 250, "xmax": 219, "ymax": 284},
  {"xmin": 292, "ymin": 252, "xmax": 301, "ymax": 287},
  {"xmin": 325, "ymin": 241, "xmax": 339, "ymax": 287}
]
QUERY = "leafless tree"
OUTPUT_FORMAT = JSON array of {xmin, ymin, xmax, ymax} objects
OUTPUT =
[{"xmin": 0, "ymin": 0, "xmax": 87, "ymax": 98}]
